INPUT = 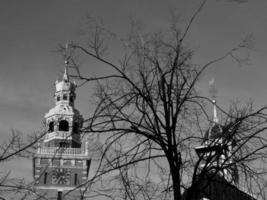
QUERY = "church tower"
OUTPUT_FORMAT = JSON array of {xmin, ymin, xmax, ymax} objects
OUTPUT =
[
  {"xmin": 32, "ymin": 64, "xmax": 91, "ymax": 197},
  {"xmin": 45, "ymin": 66, "xmax": 83, "ymax": 149},
  {"xmin": 195, "ymin": 81, "xmax": 238, "ymax": 185}
]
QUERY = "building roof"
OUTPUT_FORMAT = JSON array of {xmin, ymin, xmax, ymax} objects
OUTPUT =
[
  {"xmin": 204, "ymin": 123, "xmax": 223, "ymax": 141},
  {"xmin": 182, "ymin": 174, "xmax": 256, "ymax": 200}
]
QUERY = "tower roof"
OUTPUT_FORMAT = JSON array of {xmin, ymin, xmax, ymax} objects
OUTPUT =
[
  {"xmin": 204, "ymin": 123, "xmax": 223, "ymax": 140},
  {"xmin": 204, "ymin": 79, "xmax": 224, "ymax": 141},
  {"xmin": 55, "ymin": 66, "xmax": 76, "ymax": 93},
  {"xmin": 204, "ymin": 98, "xmax": 224, "ymax": 140}
]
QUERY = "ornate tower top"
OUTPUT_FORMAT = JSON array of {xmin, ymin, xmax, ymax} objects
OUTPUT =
[
  {"xmin": 44, "ymin": 65, "xmax": 83, "ymax": 147},
  {"xmin": 53, "ymin": 43, "xmax": 77, "ymax": 106},
  {"xmin": 54, "ymin": 66, "xmax": 76, "ymax": 107}
]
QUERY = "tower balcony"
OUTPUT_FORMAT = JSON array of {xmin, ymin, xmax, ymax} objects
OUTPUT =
[
  {"xmin": 37, "ymin": 146, "xmax": 81, "ymax": 155},
  {"xmin": 44, "ymin": 131, "xmax": 80, "ymax": 143},
  {"xmin": 35, "ymin": 146, "xmax": 90, "ymax": 159}
]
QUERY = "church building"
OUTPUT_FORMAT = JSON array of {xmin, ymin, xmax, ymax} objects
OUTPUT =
[
  {"xmin": 183, "ymin": 94, "xmax": 256, "ymax": 200},
  {"xmin": 32, "ymin": 60, "xmax": 257, "ymax": 200}
]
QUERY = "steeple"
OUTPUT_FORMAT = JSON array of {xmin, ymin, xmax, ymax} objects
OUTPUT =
[
  {"xmin": 212, "ymin": 99, "xmax": 218, "ymax": 123},
  {"xmin": 33, "ymin": 59, "xmax": 91, "ymax": 194},
  {"xmin": 204, "ymin": 79, "xmax": 222, "ymax": 140},
  {"xmin": 195, "ymin": 79, "xmax": 238, "ymax": 185},
  {"xmin": 45, "ymin": 65, "xmax": 82, "ymax": 147},
  {"xmin": 63, "ymin": 43, "xmax": 70, "ymax": 82},
  {"xmin": 63, "ymin": 65, "xmax": 69, "ymax": 82}
]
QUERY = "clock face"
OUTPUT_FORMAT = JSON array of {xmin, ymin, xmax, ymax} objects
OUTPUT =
[{"xmin": 52, "ymin": 168, "xmax": 71, "ymax": 185}]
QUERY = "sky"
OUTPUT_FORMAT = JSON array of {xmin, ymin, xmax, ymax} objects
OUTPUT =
[{"xmin": 0, "ymin": 0, "xmax": 267, "ymax": 185}]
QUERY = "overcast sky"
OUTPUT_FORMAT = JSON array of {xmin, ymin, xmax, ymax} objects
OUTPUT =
[{"xmin": 1, "ymin": 0, "xmax": 267, "ymax": 180}]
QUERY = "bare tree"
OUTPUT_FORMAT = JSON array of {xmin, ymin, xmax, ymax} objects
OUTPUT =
[
  {"xmin": 1, "ymin": 0, "xmax": 266, "ymax": 200},
  {"xmin": 60, "ymin": 1, "xmax": 267, "ymax": 200},
  {"xmin": 0, "ymin": 129, "xmax": 51, "ymax": 200}
]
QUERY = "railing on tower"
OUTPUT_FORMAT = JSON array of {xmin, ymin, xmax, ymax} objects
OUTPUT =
[
  {"xmin": 37, "ymin": 147, "xmax": 82, "ymax": 155},
  {"xmin": 36, "ymin": 136, "xmax": 89, "ymax": 156}
]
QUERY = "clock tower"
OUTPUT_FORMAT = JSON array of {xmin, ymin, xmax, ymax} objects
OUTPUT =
[{"xmin": 32, "ymin": 65, "xmax": 91, "ymax": 198}]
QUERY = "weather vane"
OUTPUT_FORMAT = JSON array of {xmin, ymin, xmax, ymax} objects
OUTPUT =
[
  {"xmin": 62, "ymin": 43, "xmax": 72, "ymax": 81},
  {"xmin": 63, "ymin": 43, "xmax": 72, "ymax": 67}
]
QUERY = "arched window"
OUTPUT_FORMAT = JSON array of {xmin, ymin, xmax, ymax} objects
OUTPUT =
[
  {"xmin": 59, "ymin": 120, "xmax": 69, "ymax": 131},
  {"xmin": 48, "ymin": 121, "xmax": 54, "ymax": 132},
  {"xmin": 57, "ymin": 95, "xmax": 60, "ymax": 101},
  {"xmin": 63, "ymin": 94, "xmax": 68, "ymax": 100}
]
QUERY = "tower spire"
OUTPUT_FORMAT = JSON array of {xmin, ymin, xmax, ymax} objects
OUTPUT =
[
  {"xmin": 209, "ymin": 78, "xmax": 218, "ymax": 123},
  {"xmin": 212, "ymin": 99, "xmax": 218, "ymax": 123},
  {"xmin": 63, "ymin": 65, "xmax": 69, "ymax": 81},
  {"xmin": 33, "ymin": 52, "xmax": 90, "ymax": 194},
  {"xmin": 195, "ymin": 79, "xmax": 239, "ymax": 186},
  {"xmin": 63, "ymin": 43, "xmax": 70, "ymax": 81}
]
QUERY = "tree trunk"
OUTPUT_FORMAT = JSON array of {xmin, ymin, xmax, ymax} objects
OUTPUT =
[
  {"xmin": 169, "ymin": 155, "xmax": 182, "ymax": 200},
  {"xmin": 172, "ymin": 173, "xmax": 182, "ymax": 200}
]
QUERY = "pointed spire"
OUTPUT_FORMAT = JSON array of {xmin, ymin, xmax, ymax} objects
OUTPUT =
[
  {"xmin": 63, "ymin": 43, "xmax": 70, "ymax": 81},
  {"xmin": 209, "ymin": 78, "xmax": 218, "ymax": 123},
  {"xmin": 212, "ymin": 99, "xmax": 219, "ymax": 123},
  {"xmin": 63, "ymin": 65, "xmax": 69, "ymax": 81}
]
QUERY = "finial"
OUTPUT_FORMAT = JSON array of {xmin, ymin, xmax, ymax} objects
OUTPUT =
[
  {"xmin": 209, "ymin": 78, "xmax": 218, "ymax": 123},
  {"xmin": 63, "ymin": 43, "xmax": 70, "ymax": 81},
  {"xmin": 63, "ymin": 66, "xmax": 69, "ymax": 81}
]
